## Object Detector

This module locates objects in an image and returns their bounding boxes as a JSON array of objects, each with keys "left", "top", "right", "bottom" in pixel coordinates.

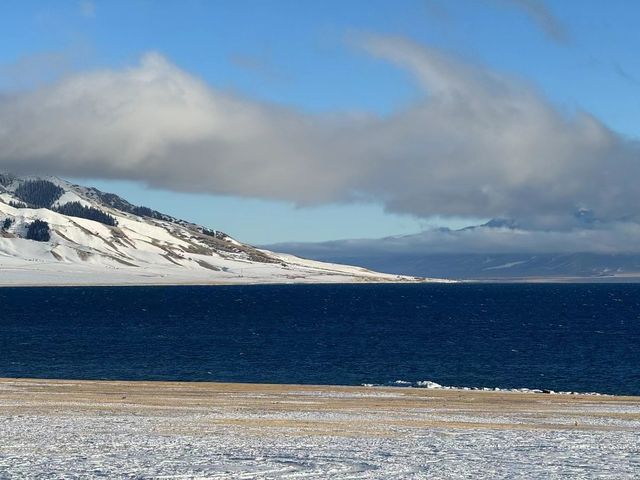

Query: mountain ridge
[{"left": 0, "top": 174, "right": 444, "bottom": 286}]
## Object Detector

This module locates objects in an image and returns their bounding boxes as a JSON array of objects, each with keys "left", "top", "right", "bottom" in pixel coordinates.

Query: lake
[{"left": 1, "top": 283, "right": 638, "bottom": 395}]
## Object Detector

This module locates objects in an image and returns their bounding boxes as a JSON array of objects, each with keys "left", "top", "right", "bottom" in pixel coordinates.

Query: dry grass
[{"left": 1, "top": 378, "right": 638, "bottom": 437}]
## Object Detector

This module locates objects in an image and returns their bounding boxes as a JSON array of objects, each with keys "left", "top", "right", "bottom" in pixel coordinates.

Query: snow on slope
[{"left": 0, "top": 175, "right": 446, "bottom": 285}]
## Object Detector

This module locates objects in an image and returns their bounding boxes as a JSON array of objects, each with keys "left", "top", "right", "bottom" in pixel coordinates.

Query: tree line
[
  {"left": 14, "top": 180, "right": 64, "bottom": 208},
  {"left": 54, "top": 202, "right": 117, "bottom": 226},
  {"left": 10, "top": 180, "right": 117, "bottom": 226}
]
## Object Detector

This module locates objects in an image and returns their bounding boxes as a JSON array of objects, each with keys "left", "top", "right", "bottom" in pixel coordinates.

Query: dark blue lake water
[{"left": 1, "top": 284, "right": 639, "bottom": 395}]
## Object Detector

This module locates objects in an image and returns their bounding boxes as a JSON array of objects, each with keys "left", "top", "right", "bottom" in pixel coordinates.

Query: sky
[{"left": 0, "top": 0, "right": 639, "bottom": 248}]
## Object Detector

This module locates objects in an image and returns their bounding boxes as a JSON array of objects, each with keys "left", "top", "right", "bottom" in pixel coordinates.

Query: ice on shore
[{"left": 381, "top": 379, "right": 607, "bottom": 396}]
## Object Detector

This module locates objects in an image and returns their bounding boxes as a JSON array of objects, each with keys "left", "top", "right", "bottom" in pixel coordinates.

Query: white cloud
[
  {"left": 495, "top": 0, "right": 568, "bottom": 44},
  {"left": 0, "top": 37, "right": 638, "bottom": 241}
]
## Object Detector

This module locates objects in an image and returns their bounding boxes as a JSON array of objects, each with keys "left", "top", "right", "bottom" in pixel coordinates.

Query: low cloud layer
[
  {"left": 267, "top": 223, "right": 640, "bottom": 278},
  {"left": 1, "top": 36, "right": 639, "bottom": 236},
  {"left": 270, "top": 222, "right": 640, "bottom": 256}
]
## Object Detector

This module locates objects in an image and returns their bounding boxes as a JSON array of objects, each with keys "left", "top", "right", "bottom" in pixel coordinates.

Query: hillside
[{"left": 0, "top": 174, "right": 440, "bottom": 286}]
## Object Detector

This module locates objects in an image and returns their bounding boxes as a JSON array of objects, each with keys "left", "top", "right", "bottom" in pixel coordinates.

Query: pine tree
[{"left": 26, "top": 219, "right": 51, "bottom": 242}]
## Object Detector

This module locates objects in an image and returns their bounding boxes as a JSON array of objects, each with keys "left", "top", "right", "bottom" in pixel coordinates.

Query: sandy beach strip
[{"left": 1, "top": 378, "right": 639, "bottom": 477}]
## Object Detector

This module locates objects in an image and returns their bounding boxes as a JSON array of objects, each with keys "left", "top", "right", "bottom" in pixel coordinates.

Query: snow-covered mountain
[{"left": 0, "top": 174, "right": 439, "bottom": 286}]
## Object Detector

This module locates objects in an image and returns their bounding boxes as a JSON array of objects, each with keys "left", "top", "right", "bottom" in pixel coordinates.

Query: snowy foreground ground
[{"left": 0, "top": 379, "right": 638, "bottom": 478}]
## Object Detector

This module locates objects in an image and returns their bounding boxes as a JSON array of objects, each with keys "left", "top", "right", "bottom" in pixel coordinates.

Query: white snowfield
[
  {"left": 0, "top": 175, "right": 448, "bottom": 286},
  {"left": 0, "top": 379, "right": 638, "bottom": 478}
]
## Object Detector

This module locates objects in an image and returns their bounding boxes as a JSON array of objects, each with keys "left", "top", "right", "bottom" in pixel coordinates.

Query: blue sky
[{"left": 1, "top": 1, "right": 639, "bottom": 244}]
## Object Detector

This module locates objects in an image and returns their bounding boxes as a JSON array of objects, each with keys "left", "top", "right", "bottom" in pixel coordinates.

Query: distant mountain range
[
  {"left": 0, "top": 174, "right": 435, "bottom": 286},
  {"left": 266, "top": 221, "right": 640, "bottom": 282}
]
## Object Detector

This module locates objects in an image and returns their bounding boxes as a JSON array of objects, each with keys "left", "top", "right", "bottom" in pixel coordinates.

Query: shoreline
[
  {"left": 0, "top": 278, "right": 435, "bottom": 288},
  {"left": 2, "top": 276, "right": 640, "bottom": 287},
  {"left": 2, "top": 376, "right": 638, "bottom": 418},
  {"left": 1, "top": 376, "right": 633, "bottom": 398},
  {"left": 2, "top": 376, "right": 638, "bottom": 421}
]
